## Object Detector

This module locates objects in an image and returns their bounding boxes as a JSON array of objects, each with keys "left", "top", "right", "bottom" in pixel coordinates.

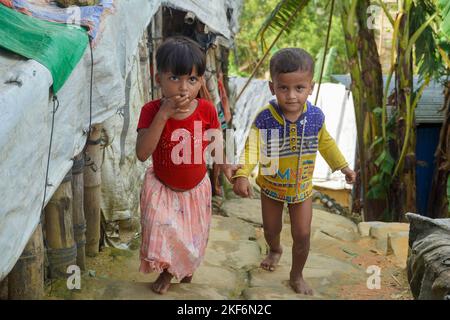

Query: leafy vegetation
[
  {"left": 229, "top": 0, "right": 348, "bottom": 78},
  {"left": 231, "top": 0, "right": 450, "bottom": 221}
]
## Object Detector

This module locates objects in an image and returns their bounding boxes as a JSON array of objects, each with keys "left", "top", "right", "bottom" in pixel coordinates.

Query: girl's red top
[{"left": 137, "top": 98, "right": 220, "bottom": 190}]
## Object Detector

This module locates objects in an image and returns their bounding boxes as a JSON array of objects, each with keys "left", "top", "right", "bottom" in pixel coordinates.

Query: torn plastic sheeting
[
  {"left": 0, "top": 4, "right": 88, "bottom": 93},
  {"left": 163, "top": 0, "right": 242, "bottom": 40},
  {"left": 0, "top": 0, "right": 158, "bottom": 281},
  {"left": 0, "top": 0, "right": 114, "bottom": 40},
  {"left": 225, "top": 0, "right": 243, "bottom": 36},
  {"left": 100, "top": 53, "right": 149, "bottom": 224}
]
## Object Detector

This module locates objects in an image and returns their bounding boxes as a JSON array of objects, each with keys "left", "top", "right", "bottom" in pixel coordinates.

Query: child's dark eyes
[
  {"left": 278, "top": 86, "right": 305, "bottom": 92},
  {"left": 168, "top": 75, "right": 198, "bottom": 83}
]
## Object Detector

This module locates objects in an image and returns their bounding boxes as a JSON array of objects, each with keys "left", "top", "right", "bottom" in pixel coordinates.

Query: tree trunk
[
  {"left": 340, "top": 0, "right": 387, "bottom": 221},
  {"left": 428, "top": 81, "right": 450, "bottom": 218},
  {"left": 389, "top": 1, "right": 416, "bottom": 221}
]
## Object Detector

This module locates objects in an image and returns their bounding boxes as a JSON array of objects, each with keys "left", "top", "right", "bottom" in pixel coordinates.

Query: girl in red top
[{"left": 136, "top": 36, "right": 235, "bottom": 294}]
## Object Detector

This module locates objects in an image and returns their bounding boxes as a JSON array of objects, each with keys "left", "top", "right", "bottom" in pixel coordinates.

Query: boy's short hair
[
  {"left": 269, "top": 48, "right": 315, "bottom": 78},
  {"left": 156, "top": 36, "right": 206, "bottom": 76}
]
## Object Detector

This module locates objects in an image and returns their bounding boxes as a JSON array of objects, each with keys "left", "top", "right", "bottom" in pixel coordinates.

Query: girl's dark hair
[
  {"left": 156, "top": 36, "right": 206, "bottom": 76},
  {"left": 270, "top": 48, "right": 314, "bottom": 78}
]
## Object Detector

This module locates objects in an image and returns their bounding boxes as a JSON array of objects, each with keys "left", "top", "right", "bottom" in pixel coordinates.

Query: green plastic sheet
[{"left": 0, "top": 4, "right": 88, "bottom": 93}]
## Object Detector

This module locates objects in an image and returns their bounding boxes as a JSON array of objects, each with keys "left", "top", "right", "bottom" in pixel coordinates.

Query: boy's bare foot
[
  {"left": 289, "top": 274, "right": 313, "bottom": 295},
  {"left": 180, "top": 275, "right": 193, "bottom": 283},
  {"left": 151, "top": 270, "right": 173, "bottom": 294},
  {"left": 260, "top": 247, "right": 283, "bottom": 271}
]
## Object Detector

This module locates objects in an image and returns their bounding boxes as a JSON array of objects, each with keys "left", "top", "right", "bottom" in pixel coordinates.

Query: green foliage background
[{"left": 229, "top": 0, "right": 348, "bottom": 79}]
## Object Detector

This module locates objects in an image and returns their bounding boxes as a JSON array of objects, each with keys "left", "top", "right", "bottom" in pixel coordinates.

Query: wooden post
[
  {"left": 72, "top": 154, "right": 87, "bottom": 270},
  {"left": 139, "top": 33, "right": 150, "bottom": 103},
  {"left": 0, "top": 277, "right": 8, "bottom": 300},
  {"left": 84, "top": 124, "right": 103, "bottom": 257},
  {"left": 44, "top": 171, "right": 77, "bottom": 279},
  {"left": 7, "top": 223, "right": 44, "bottom": 299},
  {"left": 150, "top": 7, "right": 163, "bottom": 99}
]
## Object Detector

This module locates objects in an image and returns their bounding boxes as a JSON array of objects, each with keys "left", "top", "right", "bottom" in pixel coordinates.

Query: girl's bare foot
[
  {"left": 151, "top": 270, "right": 173, "bottom": 294},
  {"left": 260, "top": 247, "right": 283, "bottom": 271},
  {"left": 180, "top": 275, "right": 193, "bottom": 283},
  {"left": 289, "top": 273, "right": 313, "bottom": 295}
]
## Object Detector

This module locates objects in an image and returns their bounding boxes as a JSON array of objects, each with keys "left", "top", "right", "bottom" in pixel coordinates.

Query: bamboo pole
[
  {"left": 84, "top": 124, "right": 103, "bottom": 257},
  {"left": 139, "top": 33, "right": 150, "bottom": 103},
  {"left": 71, "top": 154, "right": 86, "bottom": 270},
  {"left": 150, "top": 7, "right": 163, "bottom": 99},
  {"left": 8, "top": 223, "right": 44, "bottom": 299},
  {"left": 0, "top": 277, "right": 7, "bottom": 300},
  {"left": 44, "top": 171, "right": 77, "bottom": 279}
]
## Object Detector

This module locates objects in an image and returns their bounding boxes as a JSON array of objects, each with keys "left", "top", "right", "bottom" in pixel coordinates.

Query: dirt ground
[{"left": 44, "top": 214, "right": 413, "bottom": 300}]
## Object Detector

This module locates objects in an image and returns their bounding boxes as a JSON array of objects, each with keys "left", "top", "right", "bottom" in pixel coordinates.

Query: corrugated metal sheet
[
  {"left": 331, "top": 74, "right": 446, "bottom": 123},
  {"left": 415, "top": 80, "right": 445, "bottom": 123}
]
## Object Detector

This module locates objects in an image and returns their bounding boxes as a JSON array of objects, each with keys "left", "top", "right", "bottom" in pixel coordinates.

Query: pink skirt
[{"left": 139, "top": 165, "right": 212, "bottom": 280}]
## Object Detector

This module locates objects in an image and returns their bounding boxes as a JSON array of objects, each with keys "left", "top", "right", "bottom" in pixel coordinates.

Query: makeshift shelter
[{"left": 0, "top": 0, "right": 242, "bottom": 299}]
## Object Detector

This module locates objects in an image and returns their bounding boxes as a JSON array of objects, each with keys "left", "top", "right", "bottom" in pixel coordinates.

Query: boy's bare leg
[
  {"left": 260, "top": 193, "right": 284, "bottom": 271},
  {"left": 288, "top": 197, "right": 313, "bottom": 295},
  {"left": 151, "top": 269, "right": 173, "bottom": 294}
]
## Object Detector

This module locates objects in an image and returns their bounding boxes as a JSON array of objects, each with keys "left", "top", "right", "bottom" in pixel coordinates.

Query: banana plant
[
  {"left": 428, "top": 0, "right": 450, "bottom": 218},
  {"left": 439, "top": 0, "right": 450, "bottom": 36},
  {"left": 339, "top": 0, "right": 387, "bottom": 221},
  {"left": 340, "top": 0, "right": 444, "bottom": 221},
  {"left": 256, "top": 0, "right": 310, "bottom": 52},
  {"left": 235, "top": 0, "right": 311, "bottom": 103},
  {"left": 366, "top": 0, "right": 443, "bottom": 221}
]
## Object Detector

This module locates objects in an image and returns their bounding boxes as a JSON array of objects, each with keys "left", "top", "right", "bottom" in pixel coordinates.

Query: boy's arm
[
  {"left": 214, "top": 130, "right": 244, "bottom": 183},
  {"left": 231, "top": 126, "right": 260, "bottom": 180},
  {"left": 317, "top": 123, "right": 349, "bottom": 172}
]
